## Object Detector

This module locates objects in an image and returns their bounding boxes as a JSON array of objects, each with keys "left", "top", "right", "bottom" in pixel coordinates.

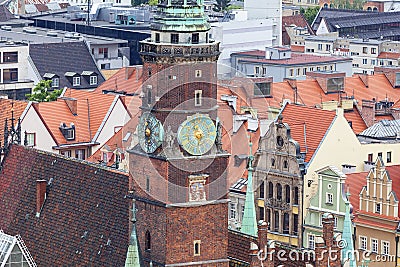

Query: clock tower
[{"left": 128, "top": 0, "right": 230, "bottom": 266}]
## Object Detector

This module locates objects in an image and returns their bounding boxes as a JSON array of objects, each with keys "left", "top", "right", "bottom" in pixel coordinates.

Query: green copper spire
[
  {"left": 341, "top": 190, "right": 356, "bottom": 267},
  {"left": 125, "top": 199, "right": 142, "bottom": 267},
  {"left": 241, "top": 134, "right": 258, "bottom": 237}
]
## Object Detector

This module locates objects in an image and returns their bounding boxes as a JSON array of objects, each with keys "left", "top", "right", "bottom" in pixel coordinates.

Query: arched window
[
  {"left": 271, "top": 158, "right": 275, "bottom": 167},
  {"left": 274, "top": 211, "right": 280, "bottom": 232},
  {"left": 285, "top": 185, "right": 290, "bottom": 203},
  {"left": 283, "top": 213, "right": 289, "bottom": 234},
  {"left": 145, "top": 230, "right": 151, "bottom": 250},
  {"left": 293, "top": 214, "right": 299, "bottom": 235},
  {"left": 277, "top": 183, "right": 282, "bottom": 201},
  {"left": 373, "top": 7, "right": 378, "bottom": 12},
  {"left": 194, "top": 240, "right": 201, "bottom": 256},
  {"left": 367, "top": 6, "right": 372, "bottom": 11},
  {"left": 283, "top": 160, "right": 288, "bottom": 169},
  {"left": 259, "top": 181, "right": 265, "bottom": 198},
  {"left": 294, "top": 187, "right": 299, "bottom": 205},
  {"left": 268, "top": 182, "right": 274, "bottom": 198}
]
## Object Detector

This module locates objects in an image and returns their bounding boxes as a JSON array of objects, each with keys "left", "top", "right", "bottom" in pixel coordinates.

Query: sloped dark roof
[
  {"left": 311, "top": 8, "right": 369, "bottom": 32},
  {"left": 359, "top": 119, "right": 400, "bottom": 139},
  {"left": 29, "top": 42, "right": 105, "bottom": 89},
  {"left": 326, "top": 11, "right": 400, "bottom": 29},
  {"left": 0, "top": 4, "right": 14, "bottom": 22},
  {"left": 0, "top": 145, "right": 130, "bottom": 266}
]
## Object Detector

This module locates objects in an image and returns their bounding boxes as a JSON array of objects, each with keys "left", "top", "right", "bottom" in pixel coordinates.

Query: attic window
[
  {"left": 73, "top": 77, "right": 81, "bottom": 86},
  {"left": 254, "top": 82, "right": 271, "bottom": 96},
  {"left": 326, "top": 77, "right": 344, "bottom": 92},
  {"left": 90, "top": 76, "right": 97, "bottom": 85},
  {"left": 52, "top": 77, "right": 59, "bottom": 88},
  {"left": 60, "top": 123, "right": 75, "bottom": 141}
]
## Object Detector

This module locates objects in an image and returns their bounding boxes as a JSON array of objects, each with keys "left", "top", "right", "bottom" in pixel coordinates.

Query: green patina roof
[
  {"left": 341, "top": 192, "right": 356, "bottom": 267},
  {"left": 125, "top": 200, "right": 143, "bottom": 267},
  {"left": 241, "top": 141, "right": 258, "bottom": 237}
]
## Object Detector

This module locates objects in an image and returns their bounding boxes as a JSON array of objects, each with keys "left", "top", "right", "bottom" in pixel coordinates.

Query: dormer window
[
  {"left": 52, "top": 77, "right": 59, "bottom": 88},
  {"left": 60, "top": 123, "right": 75, "bottom": 141},
  {"left": 73, "top": 77, "right": 81, "bottom": 86},
  {"left": 89, "top": 75, "right": 97, "bottom": 85}
]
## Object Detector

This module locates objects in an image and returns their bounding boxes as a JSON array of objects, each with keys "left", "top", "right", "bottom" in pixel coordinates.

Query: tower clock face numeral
[
  {"left": 177, "top": 114, "right": 216, "bottom": 156},
  {"left": 138, "top": 112, "right": 164, "bottom": 154}
]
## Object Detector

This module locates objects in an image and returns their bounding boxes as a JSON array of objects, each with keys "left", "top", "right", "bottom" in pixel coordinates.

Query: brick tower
[{"left": 128, "top": 0, "right": 229, "bottom": 266}]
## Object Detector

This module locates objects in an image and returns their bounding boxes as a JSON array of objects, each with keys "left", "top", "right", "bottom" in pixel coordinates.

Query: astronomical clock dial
[
  {"left": 138, "top": 112, "right": 164, "bottom": 154},
  {"left": 177, "top": 114, "right": 217, "bottom": 156}
]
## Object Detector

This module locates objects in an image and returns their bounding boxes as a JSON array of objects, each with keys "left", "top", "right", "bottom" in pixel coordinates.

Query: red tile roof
[
  {"left": 291, "top": 45, "right": 305, "bottom": 52},
  {"left": 377, "top": 52, "right": 400, "bottom": 59},
  {"left": 95, "top": 66, "right": 143, "bottom": 95},
  {"left": 345, "top": 171, "right": 368, "bottom": 212},
  {"left": 280, "top": 104, "right": 336, "bottom": 162},
  {"left": 0, "top": 99, "right": 29, "bottom": 145},
  {"left": 343, "top": 108, "right": 367, "bottom": 134},
  {"left": 36, "top": 89, "right": 119, "bottom": 146}
]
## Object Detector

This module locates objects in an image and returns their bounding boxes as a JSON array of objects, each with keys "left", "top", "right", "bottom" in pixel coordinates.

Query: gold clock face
[
  {"left": 138, "top": 112, "right": 164, "bottom": 154},
  {"left": 177, "top": 114, "right": 216, "bottom": 155}
]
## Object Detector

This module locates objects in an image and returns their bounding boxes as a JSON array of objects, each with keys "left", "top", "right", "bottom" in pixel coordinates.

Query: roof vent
[
  {"left": 47, "top": 31, "right": 57, "bottom": 37},
  {"left": 23, "top": 27, "right": 37, "bottom": 34},
  {"left": 1, "top": 26, "right": 12, "bottom": 31}
]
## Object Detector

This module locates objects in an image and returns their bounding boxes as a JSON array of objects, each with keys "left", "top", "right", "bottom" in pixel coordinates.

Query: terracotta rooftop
[
  {"left": 95, "top": 66, "right": 143, "bottom": 96},
  {"left": 36, "top": 89, "right": 122, "bottom": 146},
  {"left": 343, "top": 108, "right": 367, "bottom": 134},
  {"left": 0, "top": 99, "right": 29, "bottom": 145},
  {"left": 0, "top": 145, "right": 130, "bottom": 266},
  {"left": 377, "top": 52, "right": 400, "bottom": 59},
  {"left": 280, "top": 104, "right": 337, "bottom": 162},
  {"left": 291, "top": 45, "right": 305, "bottom": 52}
]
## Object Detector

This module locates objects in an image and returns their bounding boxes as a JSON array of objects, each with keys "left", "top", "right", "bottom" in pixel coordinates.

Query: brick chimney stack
[
  {"left": 61, "top": 97, "right": 78, "bottom": 116},
  {"left": 361, "top": 99, "right": 376, "bottom": 127},
  {"left": 36, "top": 180, "right": 47, "bottom": 217}
]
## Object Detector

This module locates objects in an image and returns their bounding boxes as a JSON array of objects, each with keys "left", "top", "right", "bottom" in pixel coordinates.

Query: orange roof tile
[
  {"left": 291, "top": 45, "right": 305, "bottom": 52},
  {"left": 392, "top": 98, "right": 400, "bottom": 109},
  {"left": 343, "top": 108, "right": 367, "bottom": 134},
  {"left": 281, "top": 104, "right": 336, "bottom": 162},
  {"left": 95, "top": 67, "right": 143, "bottom": 95},
  {"left": 36, "top": 89, "right": 119, "bottom": 146},
  {"left": 0, "top": 99, "right": 29, "bottom": 145},
  {"left": 377, "top": 52, "right": 400, "bottom": 59}
]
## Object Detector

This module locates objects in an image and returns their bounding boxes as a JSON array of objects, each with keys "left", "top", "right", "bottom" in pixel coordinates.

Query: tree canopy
[
  {"left": 213, "top": 0, "right": 231, "bottom": 12},
  {"left": 26, "top": 80, "right": 63, "bottom": 102},
  {"left": 300, "top": 6, "right": 320, "bottom": 25}
]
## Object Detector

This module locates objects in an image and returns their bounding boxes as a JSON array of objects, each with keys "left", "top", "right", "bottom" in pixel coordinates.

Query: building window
[
  {"left": 293, "top": 214, "right": 298, "bottom": 235},
  {"left": 371, "top": 47, "right": 377, "bottom": 54},
  {"left": 266, "top": 209, "right": 271, "bottom": 229},
  {"left": 262, "top": 67, "right": 267, "bottom": 76},
  {"left": 283, "top": 213, "right": 289, "bottom": 234},
  {"left": 73, "top": 77, "right": 81, "bottom": 86},
  {"left": 283, "top": 160, "right": 288, "bottom": 169},
  {"left": 3, "top": 52, "right": 18, "bottom": 63},
  {"left": 90, "top": 75, "right": 97, "bottom": 85},
  {"left": 326, "top": 44, "right": 331, "bottom": 51},
  {"left": 99, "top": 47, "right": 108, "bottom": 58},
  {"left": 259, "top": 207, "right": 265, "bottom": 220},
  {"left": 271, "top": 158, "right": 275, "bottom": 167},
  {"left": 52, "top": 77, "right": 59, "bottom": 88},
  {"left": 241, "top": 205, "right": 245, "bottom": 221},
  {"left": 308, "top": 234, "right": 315, "bottom": 249},
  {"left": 360, "top": 236, "right": 367, "bottom": 250},
  {"left": 285, "top": 185, "right": 290, "bottom": 203},
  {"left": 259, "top": 181, "right": 265, "bottom": 198},
  {"left": 268, "top": 182, "right": 273, "bottom": 198},
  {"left": 371, "top": 59, "right": 376, "bottom": 65},
  {"left": 368, "top": 153, "right": 373, "bottom": 162},
  {"left": 195, "top": 70, "right": 202, "bottom": 78},
  {"left": 289, "top": 69, "right": 294, "bottom": 76},
  {"left": 378, "top": 152, "right": 382, "bottom": 159},
  {"left": 326, "top": 193, "right": 333, "bottom": 205},
  {"left": 61, "top": 150, "right": 71, "bottom": 157},
  {"left": 363, "top": 47, "right": 368, "bottom": 54},
  {"left": 147, "top": 90, "right": 152, "bottom": 105},
  {"left": 255, "top": 66, "right": 260, "bottom": 76},
  {"left": 25, "top": 132, "right": 36, "bottom": 147},
  {"left": 254, "top": 82, "right": 271, "bottom": 96},
  {"left": 115, "top": 153, "right": 121, "bottom": 163},
  {"left": 277, "top": 183, "right": 282, "bottom": 200},
  {"left": 296, "top": 68, "right": 300, "bottom": 76},
  {"left": 75, "top": 149, "right": 86, "bottom": 160},
  {"left": 155, "top": 33, "right": 160, "bottom": 43},
  {"left": 194, "top": 90, "right": 202, "bottom": 106},
  {"left": 103, "top": 152, "right": 108, "bottom": 162},
  {"left": 230, "top": 203, "right": 236, "bottom": 219},
  {"left": 318, "top": 44, "right": 322, "bottom": 50},
  {"left": 387, "top": 151, "right": 392, "bottom": 163},
  {"left": 192, "top": 33, "right": 199, "bottom": 44},
  {"left": 334, "top": 216, "right": 338, "bottom": 229},
  {"left": 363, "top": 58, "right": 368, "bottom": 65},
  {"left": 145, "top": 231, "right": 151, "bottom": 250},
  {"left": 382, "top": 241, "right": 389, "bottom": 255},
  {"left": 294, "top": 187, "right": 299, "bottom": 205},
  {"left": 3, "top": 68, "right": 18, "bottom": 82},
  {"left": 371, "top": 238, "right": 378, "bottom": 253},
  {"left": 194, "top": 240, "right": 201, "bottom": 256},
  {"left": 303, "top": 68, "right": 307, "bottom": 75},
  {"left": 375, "top": 203, "right": 381, "bottom": 214},
  {"left": 274, "top": 211, "right": 279, "bottom": 232},
  {"left": 171, "top": 33, "right": 179, "bottom": 44}
]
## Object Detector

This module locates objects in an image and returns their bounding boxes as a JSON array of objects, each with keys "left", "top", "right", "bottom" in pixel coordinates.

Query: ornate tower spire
[
  {"left": 124, "top": 199, "right": 142, "bottom": 267},
  {"left": 241, "top": 134, "right": 258, "bottom": 237},
  {"left": 341, "top": 188, "right": 356, "bottom": 267}
]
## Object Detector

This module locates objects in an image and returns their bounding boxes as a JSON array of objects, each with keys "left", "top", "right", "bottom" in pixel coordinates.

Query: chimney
[
  {"left": 61, "top": 97, "right": 78, "bottom": 115},
  {"left": 36, "top": 180, "right": 47, "bottom": 217},
  {"left": 322, "top": 213, "right": 334, "bottom": 248},
  {"left": 361, "top": 99, "right": 376, "bottom": 127},
  {"left": 249, "top": 242, "right": 260, "bottom": 267}
]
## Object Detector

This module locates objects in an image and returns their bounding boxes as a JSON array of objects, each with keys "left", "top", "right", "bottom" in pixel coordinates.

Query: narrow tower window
[
  {"left": 195, "top": 90, "right": 202, "bottom": 106},
  {"left": 194, "top": 240, "right": 201, "bottom": 256}
]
